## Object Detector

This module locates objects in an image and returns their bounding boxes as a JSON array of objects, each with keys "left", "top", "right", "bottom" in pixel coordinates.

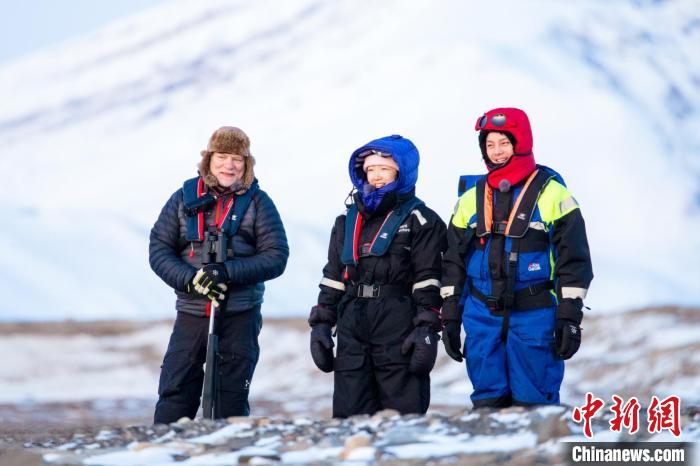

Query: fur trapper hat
[{"left": 199, "top": 126, "right": 256, "bottom": 190}]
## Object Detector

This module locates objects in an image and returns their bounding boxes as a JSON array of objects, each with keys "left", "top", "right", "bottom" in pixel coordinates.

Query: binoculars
[{"left": 202, "top": 226, "right": 228, "bottom": 264}]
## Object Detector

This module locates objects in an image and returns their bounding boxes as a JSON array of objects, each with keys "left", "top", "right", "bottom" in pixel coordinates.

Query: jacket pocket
[
  {"left": 517, "top": 251, "right": 552, "bottom": 283},
  {"left": 333, "top": 354, "right": 366, "bottom": 372},
  {"left": 218, "top": 352, "right": 258, "bottom": 393},
  {"left": 158, "top": 350, "right": 199, "bottom": 397},
  {"left": 510, "top": 333, "right": 563, "bottom": 399},
  {"left": 372, "top": 346, "right": 410, "bottom": 368}
]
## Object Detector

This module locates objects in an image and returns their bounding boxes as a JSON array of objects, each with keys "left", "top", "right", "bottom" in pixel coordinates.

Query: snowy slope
[{"left": 0, "top": 0, "right": 699, "bottom": 320}]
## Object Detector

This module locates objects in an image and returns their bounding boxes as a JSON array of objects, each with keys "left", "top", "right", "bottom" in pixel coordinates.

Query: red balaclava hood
[{"left": 474, "top": 107, "right": 536, "bottom": 190}]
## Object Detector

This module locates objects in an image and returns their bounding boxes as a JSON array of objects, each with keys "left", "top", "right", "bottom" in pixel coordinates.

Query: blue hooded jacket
[{"left": 348, "top": 134, "right": 420, "bottom": 212}]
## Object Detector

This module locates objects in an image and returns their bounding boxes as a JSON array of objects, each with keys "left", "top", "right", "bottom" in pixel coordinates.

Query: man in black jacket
[{"left": 150, "top": 126, "right": 288, "bottom": 423}]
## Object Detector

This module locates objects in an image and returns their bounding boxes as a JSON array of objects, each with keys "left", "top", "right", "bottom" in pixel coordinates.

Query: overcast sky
[{"left": 0, "top": 0, "right": 168, "bottom": 64}]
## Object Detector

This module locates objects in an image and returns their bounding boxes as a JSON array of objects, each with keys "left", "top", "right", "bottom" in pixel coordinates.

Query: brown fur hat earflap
[{"left": 198, "top": 126, "right": 256, "bottom": 190}]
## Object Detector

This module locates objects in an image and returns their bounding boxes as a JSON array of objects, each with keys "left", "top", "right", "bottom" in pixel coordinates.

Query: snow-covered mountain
[{"left": 0, "top": 0, "right": 699, "bottom": 320}]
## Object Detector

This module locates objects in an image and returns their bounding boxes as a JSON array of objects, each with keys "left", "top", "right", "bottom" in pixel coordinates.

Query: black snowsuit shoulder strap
[
  {"left": 504, "top": 169, "right": 556, "bottom": 238},
  {"left": 340, "top": 196, "right": 424, "bottom": 266},
  {"left": 475, "top": 177, "right": 491, "bottom": 238},
  {"left": 475, "top": 169, "right": 556, "bottom": 238}
]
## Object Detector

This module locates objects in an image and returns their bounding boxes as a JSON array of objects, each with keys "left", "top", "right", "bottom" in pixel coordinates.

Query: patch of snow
[
  {"left": 280, "top": 446, "right": 344, "bottom": 463},
  {"left": 490, "top": 411, "right": 532, "bottom": 427},
  {"left": 254, "top": 435, "right": 281, "bottom": 447},
  {"left": 385, "top": 432, "right": 537, "bottom": 458},
  {"left": 187, "top": 423, "right": 254, "bottom": 445},
  {"left": 346, "top": 446, "right": 376, "bottom": 461},
  {"left": 82, "top": 446, "right": 183, "bottom": 465},
  {"left": 535, "top": 405, "right": 567, "bottom": 418}
]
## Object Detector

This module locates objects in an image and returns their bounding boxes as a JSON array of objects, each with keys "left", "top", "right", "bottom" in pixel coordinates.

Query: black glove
[
  {"left": 554, "top": 319, "right": 581, "bottom": 360},
  {"left": 554, "top": 298, "right": 584, "bottom": 360},
  {"left": 204, "top": 264, "right": 229, "bottom": 285},
  {"left": 192, "top": 265, "right": 228, "bottom": 304},
  {"left": 310, "top": 323, "right": 334, "bottom": 372},
  {"left": 193, "top": 264, "right": 228, "bottom": 289},
  {"left": 442, "top": 320, "right": 463, "bottom": 362},
  {"left": 401, "top": 326, "right": 440, "bottom": 375}
]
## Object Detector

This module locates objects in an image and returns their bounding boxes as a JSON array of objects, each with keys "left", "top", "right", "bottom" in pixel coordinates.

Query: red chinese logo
[
  {"left": 572, "top": 392, "right": 605, "bottom": 438},
  {"left": 609, "top": 395, "right": 641, "bottom": 434},
  {"left": 647, "top": 395, "right": 681, "bottom": 437},
  {"left": 572, "top": 393, "right": 682, "bottom": 438}
]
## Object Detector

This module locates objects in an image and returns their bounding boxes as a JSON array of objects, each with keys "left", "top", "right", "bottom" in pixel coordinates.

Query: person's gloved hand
[
  {"left": 401, "top": 325, "right": 440, "bottom": 375},
  {"left": 193, "top": 264, "right": 228, "bottom": 292},
  {"left": 310, "top": 323, "right": 334, "bottom": 372},
  {"left": 554, "top": 319, "right": 581, "bottom": 360},
  {"left": 554, "top": 298, "right": 584, "bottom": 360},
  {"left": 191, "top": 265, "right": 228, "bottom": 303},
  {"left": 442, "top": 320, "right": 463, "bottom": 362}
]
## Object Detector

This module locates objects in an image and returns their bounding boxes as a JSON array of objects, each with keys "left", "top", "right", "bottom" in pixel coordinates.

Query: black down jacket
[{"left": 149, "top": 180, "right": 289, "bottom": 316}]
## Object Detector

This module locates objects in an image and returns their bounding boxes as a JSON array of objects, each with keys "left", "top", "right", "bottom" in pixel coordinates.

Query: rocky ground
[
  {"left": 8, "top": 405, "right": 700, "bottom": 465},
  {"left": 1, "top": 307, "right": 698, "bottom": 464}
]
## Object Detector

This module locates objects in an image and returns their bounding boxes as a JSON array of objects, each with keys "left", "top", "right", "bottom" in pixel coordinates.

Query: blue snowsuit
[{"left": 442, "top": 168, "right": 593, "bottom": 407}]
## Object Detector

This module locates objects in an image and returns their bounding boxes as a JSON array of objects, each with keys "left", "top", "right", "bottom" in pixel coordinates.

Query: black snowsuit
[
  {"left": 150, "top": 179, "right": 288, "bottom": 423},
  {"left": 314, "top": 191, "right": 446, "bottom": 417}
]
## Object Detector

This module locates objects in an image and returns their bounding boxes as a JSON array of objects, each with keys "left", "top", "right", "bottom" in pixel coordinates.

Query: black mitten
[
  {"left": 310, "top": 323, "right": 334, "bottom": 372},
  {"left": 442, "top": 320, "right": 463, "bottom": 362},
  {"left": 554, "top": 298, "right": 583, "bottom": 360},
  {"left": 401, "top": 326, "right": 440, "bottom": 375}
]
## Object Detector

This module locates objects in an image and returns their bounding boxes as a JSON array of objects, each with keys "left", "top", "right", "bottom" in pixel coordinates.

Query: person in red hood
[{"left": 440, "top": 108, "right": 593, "bottom": 407}]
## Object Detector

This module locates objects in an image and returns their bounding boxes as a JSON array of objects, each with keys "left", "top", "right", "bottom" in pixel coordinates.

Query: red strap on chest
[
  {"left": 197, "top": 178, "right": 205, "bottom": 240},
  {"left": 351, "top": 211, "right": 363, "bottom": 263},
  {"left": 214, "top": 196, "right": 235, "bottom": 230},
  {"left": 351, "top": 209, "right": 393, "bottom": 263}
]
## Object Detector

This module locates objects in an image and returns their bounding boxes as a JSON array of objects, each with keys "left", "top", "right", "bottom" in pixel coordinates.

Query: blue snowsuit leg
[{"left": 463, "top": 295, "right": 564, "bottom": 407}]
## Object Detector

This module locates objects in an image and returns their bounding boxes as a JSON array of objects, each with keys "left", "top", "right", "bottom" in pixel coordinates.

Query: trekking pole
[
  {"left": 200, "top": 227, "right": 228, "bottom": 420},
  {"left": 201, "top": 298, "right": 220, "bottom": 419}
]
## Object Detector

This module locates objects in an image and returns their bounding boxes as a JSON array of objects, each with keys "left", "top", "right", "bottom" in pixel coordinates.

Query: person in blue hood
[{"left": 308, "top": 135, "right": 447, "bottom": 417}]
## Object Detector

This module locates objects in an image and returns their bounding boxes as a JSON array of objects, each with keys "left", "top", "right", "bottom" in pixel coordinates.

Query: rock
[
  {"left": 227, "top": 416, "right": 252, "bottom": 424},
  {"left": 129, "top": 441, "right": 161, "bottom": 451},
  {"left": 25, "top": 405, "right": 700, "bottom": 464},
  {"left": 0, "top": 449, "right": 45, "bottom": 466},
  {"left": 240, "top": 453, "right": 282, "bottom": 464},
  {"left": 372, "top": 409, "right": 400, "bottom": 421},
  {"left": 280, "top": 438, "right": 313, "bottom": 451},
  {"left": 339, "top": 431, "right": 372, "bottom": 459},
  {"left": 500, "top": 406, "right": 527, "bottom": 414},
  {"left": 531, "top": 413, "right": 572, "bottom": 443}
]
